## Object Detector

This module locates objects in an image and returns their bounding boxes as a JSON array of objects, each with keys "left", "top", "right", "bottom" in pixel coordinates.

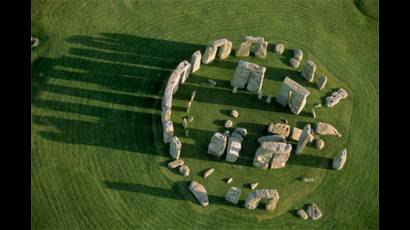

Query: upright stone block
[
  {"left": 301, "top": 60, "right": 316, "bottom": 82},
  {"left": 190, "top": 51, "right": 201, "bottom": 73}
]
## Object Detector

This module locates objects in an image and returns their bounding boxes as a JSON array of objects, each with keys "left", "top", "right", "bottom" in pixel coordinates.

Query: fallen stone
[
  {"left": 250, "top": 182, "right": 259, "bottom": 190},
  {"left": 257, "top": 135, "right": 286, "bottom": 144},
  {"left": 203, "top": 168, "right": 215, "bottom": 179},
  {"left": 225, "top": 186, "right": 241, "bottom": 204},
  {"left": 226, "top": 137, "right": 242, "bottom": 163},
  {"left": 179, "top": 165, "right": 190, "bottom": 176},
  {"left": 185, "top": 129, "right": 190, "bottom": 137},
  {"left": 265, "top": 96, "right": 272, "bottom": 104},
  {"left": 182, "top": 118, "right": 188, "bottom": 129},
  {"left": 302, "top": 177, "right": 314, "bottom": 183},
  {"left": 233, "top": 127, "right": 247, "bottom": 137},
  {"left": 225, "top": 120, "right": 233, "bottom": 128},
  {"left": 306, "top": 203, "right": 323, "bottom": 220},
  {"left": 301, "top": 60, "right": 316, "bottom": 82},
  {"left": 231, "top": 60, "right": 266, "bottom": 94},
  {"left": 274, "top": 43, "right": 284, "bottom": 54},
  {"left": 313, "top": 103, "right": 322, "bottom": 108},
  {"left": 297, "top": 209, "right": 308, "bottom": 220},
  {"left": 326, "top": 88, "right": 348, "bottom": 107},
  {"left": 190, "top": 51, "right": 201, "bottom": 73},
  {"left": 207, "top": 132, "right": 228, "bottom": 157},
  {"left": 290, "top": 127, "right": 302, "bottom": 141},
  {"left": 230, "top": 132, "right": 243, "bottom": 142},
  {"left": 294, "top": 49, "right": 303, "bottom": 61},
  {"left": 333, "top": 148, "right": 347, "bottom": 171},
  {"left": 316, "top": 139, "right": 325, "bottom": 150},
  {"left": 232, "top": 87, "right": 238, "bottom": 94},
  {"left": 269, "top": 142, "right": 293, "bottom": 169},
  {"left": 268, "top": 122, "right": 291, "bottom": 137},
  {"left": 317, "top": 76, "right": 327, "bottom": 90},
  {"left": 163, "top": 120, "right": 174, "bottom": 143},
  {"left": 170, "top": 136, "right": 182, "bottom": 159},
  {"left": 296, "top": 124, "right": 311, "bottom": 154},
  {"left": 208, "top": 79, "right": 217, "bottom": 86},
  {"left": 316, "top": 122, "right": 342, "bottom": 137},
  {"left": 231, "top": 109, "right": 239, "bottom": 118},
  {"left": 227, "top": 177, "right": 233, "bottom": 184},
  {"left": 312, "top": 108, "right": 316, "bottom": 119},
  {"left": 189, "top": 181, "right": 209, "bottom": 206},
  {"left": 289, "top": 58, "right": 300, "bottom": 68},
  {"left": 276, "top": 77, "right": 310, "bottom": 115},
  {"left": 187, "top": 116, "right": 194, "bottom": 123},
  {"left": 168, "top": 159, "right": 184, "bottom": 169},
  {"left": 244, "top": 189, "right": 279, "bottom": 210}
]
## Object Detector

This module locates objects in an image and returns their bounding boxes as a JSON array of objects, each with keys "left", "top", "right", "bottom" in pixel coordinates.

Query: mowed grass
[{"left": 31, "top": 0, "right": 378, "bottom": 229}]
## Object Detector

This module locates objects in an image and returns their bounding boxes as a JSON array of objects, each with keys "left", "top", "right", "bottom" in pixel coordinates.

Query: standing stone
[
  {"left": 289, "top": 58, "right": 300, "bottom": 68},
  {"left": 189, "top": 181, "right": 209, "bottom": 206},
  {"left": 333, "top": 148, "right": 347, "bottom": 170},
  {"left": 297, "top": 209, "right": 308, "bottom": 220},
  {"left": 274, "top": 43, "right": 285, "bottom": 54},
  {"left": 227, "top": 177, "right": 233, "bottom": 184},
  {"left": 231, "top": 109, "right": 239, "bottom": 118},
  {"left": 163, "top": 120, "right": 174, "bottom": 143},
  {"left": 225, "top": 120, "right": 233, "bottom": 128},
  {"left": 306, "top": 203, "right": 323, "bottom": 220},
  {"left": 230, "top": 132, "right": 243, "bottom": 142},
  {"left": 312, "top": 108, "right": 316, "bottom": 119},
  {"left": 266, "top": 193, "right": 280, "bottom": 211},
  {"left": 225, "top": 187, "right": 242, "bottom": 204},
  {"left": 182, "top": 118, "right": 188, "bottom": 129},
  {"left": 232, "top": 86, "right": 238, "bottom": 94},
  {"left": 207, "top": 132, "right": 228, "bottom": 157},
  {"left": 203, "top": 168, "right": 215, "bottom": 179},
  {"left": 170, "top": 136, "right": 182, "bottom": 159},
  {"left": 208, "top": 79, "right": 217, "bottom": 87},
  {"left": 315, "top": 139, "right": 325, "bottom": 150},
  {"left": 258, "top": 91, "right": 264, "bottom": 100},
  {"left": 265, "top": 96, "right": 272, "bottom": 104},
  {"left": 179, "top": 165, "right": 190, "bottom": 176},
  {"left": 250, "top": 182, "right": 259, "bottom": 190},
  {"left": 190, "top": 90, "right": 196, "bottom": 102},
  {"left": 187, "top": 115, "right": 194, "bottom": 123},
  {"left": 301, "top": 60, "right": 316, "bottom": 82},
  {"left": 168, "top": 159, "right": 184, "bottom": 169},
  {"left": 269, "top": 143, "right": 293, "bottom": 169},
  {"left": 233, "top": 127, "right": 247, "bottom": 137},
  {"left": 219, "top": 40, "right": 233, "bottom": 59},
  {"left": 316, "top": 122, "right": 342, "bottom": 137},
  {"left": 253, "top": 142, "right": 292, "bottom": 169},
  {"left": 276, "top": 77, "right": 310, "bottom": 115},
  {"left": 231, "top": 61, "right": 266, "bottom": 94},
  {"left": 190, "top": 51, "right": 201, "bottom": 73},
  {"left": 283, "top": 119, "right": 288, "bottom": 124},
  {"left": 294, "top": 49, "right": 303, "bottom": 61},
  {"left": 244, "top": 189, "right": 279, "bottom": 210},
  {"left": 296, "top": 124, "right": 311, "bottom": 154},
  {"left": 186, "top": 101, "right": 192, "bottom": 113},
  {"left": 290, "top": 127, "right": 302, "bottom": 141},
  {"left": 316, "top": 76, "right": 327, "bottom": 90},
  {"left": 255, "top": 41, "right": 268, "bottom": 58},
  {"left": 226, "top": 137, "right": 242, "bottom": 163},
  {"left": 268, "top": 122, "right": 291, "bottom": 137}
]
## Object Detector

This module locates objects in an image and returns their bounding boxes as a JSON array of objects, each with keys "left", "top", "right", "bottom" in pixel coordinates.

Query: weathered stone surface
[
  {"left": 289, "top": 58, "right": 300, "bottom": 68},
  {"left": 290, "top": 127, "right": 302, "bottom": 141},
  {"left": 294, "top": 49, "right": 303, "bottom": 61},
  {"left": 274, "top": 43, "right": 284, "bottom": 54},
  {"left": 253, "top": 143, "right": 274, "bottom": 169},
  {"left": 225, "top": 120, "right": 233, "bottom": 128},
  {"left": 257, "top": 135, "right": 286, "bottom": 144},
  {"left": 301, "top": 60, "right": 316, "bottom": 82},
  {"left": 231, "top": 109, "right": 239, "bottom": 118},
  {"left": 223, "top": 130, "right": 231, "bottom": 138},
  {"left": 250, "top": 182, "right": 259, "bottom": 190},
  {"left": 308, "top": 133, "right": 315, "bottom": 143},
  {"left": 235, "top": 42, "right": 251, "bottom": 57},
  {"left": 236, "top": 36, "right": 267, "bottom": 58},
  {"left": 317, "top": 76, "right": 327, "bottom": 90},
  {"left": 186, "top": 101, "right": 192, "bottom": 113},
  {"left": 219, "top": 41, "right": 233, "bottom": 59},
  {"left": 297, "top": 209, "right": 308, "bottom": 220},
  {"left": 268, "top": 122, "right": 291, "bottom": 137},
  {"left": 247, "top": 67, "right": 266, "bottom": 94},
  {"left": 269, "top": 143, "right": 292, "bottom": 169},
  {"left": 187, "top": 115, "right": 194, "bottom": 123},
  {"left": 265, "top": 96, "right": 272, "bottom": 104},
  {"left": 227, "top": 177, "right": 233, "bottom": 184},
  {"left": 202, "top": 38, "right": 232, "bottom": 64},
  {"left": 170, "top": 136, "right": 181, "bottom": 159},
  {"left": 190, "top": 51, "right": 201, "bottom": 73},
  {"left": 182, "top": 118, "right": 188, "bottom": 129},
  {"left": 231, "top": 61, "right": 266, "bottom": 94},
  {"left": 162, "top": 71, "right": 180, "bottom": 109},
  {"left": 207, "top": 132, "right": 228, "bottom": 157},
  {"left": 333, "top": 148, "right": 347, "bottom": 170},
  {"left": 234, "top": 127, "right": 247, "bottom": 137},
  {"left": 296, "top": 124, "right": 311, "bottom": 154},
  {"left": 203, "top": 168, "right": 215, "bottom": 179},
  {"left": 163, "top": 120, "right": 174, "bottom": 143},
  {"left": 179, "top": 165, "right": 190, "bottom": 176},
  {"left": 190, "top": 90, "right": 196, "bottom": 102},
  {"left": 306, "top": 203, "right": 323, "bottom": 220},
  {"left": 189, "top": 181, "right": 209, "bottom": 206},
  {"left": 232, "top": 87, "right": 238, "bottom": 94},
  {"left": 225, "top": 187, "right": 241, "bottom": 204},
  {"left": 168, "top": 159, "right": 184, "bottom": 169},
  {"left": 312, "top": 108, "right": 316, "bottom": 119},
  {"left": 276, "top": 77, "right": 310, "bottom": 115},
  {"left": 230, "top": 132, "right": 243, "bottom": 142},
  {"left": 257, "top": 90, "right": 264, "bottom": 100},
  {"left": 316, "top": 122, "right": 342, "bottom": 137},
  {"left": 316, "top": 139, "right": 325, "bottom": 150},
  {"left": 326, "top": 88, "right": 348, "bottom": 107},
  {"left": 208, "top": 79, "right": 217, "bottom": 86},
  {"left": 255, "top": 41, "right": 268, "bottom": 58},
  {"left": 175, "top": 60, "right": 191, "bottom": 84},
  {"left": 253, "top": 142, "right": 292, "bottom": 169},
  {"left": 226, "top": 137, "right": 242, "bottom": 163},
  {"left": 31, "top": 36, "right": 40, "bottom": 48},
  {"left": 302, "top": 177, "right": 314, "bottom": 183},
  {"left": 244, "top": 189, "right": 279, "bottom": 210}
]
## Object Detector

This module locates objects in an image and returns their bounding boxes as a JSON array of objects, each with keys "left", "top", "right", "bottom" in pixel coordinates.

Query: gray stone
[
  {"left": 276, "top": 77, "right": 310, "bottom": 115},
  {"left": 231, "top": 109, "right": 239, "bottom": 118},
  {"left": 250, "top": 182, "right": 259, "bottom": 190},
  {"left": 163, "top": 120, "right": 174, "bottom": 143},
  {"left": 255, "top": 41, "right": 268, "bottom": 58},
  {"left": 294, "top": 49, "right": 303, "bottom": 61},
  {"left": 189, "top": 181, "right": 209, "bottom": 206},
  {"left": 296, "top": 124, "right": 311, "bottom": 154},
  {"left": 226, "top": 137, "right": 242, "bottom": 163},
  {"left": 170, "top": 136, "right": 181, "bottom": 159},
  {"left": 168, "top": 159, "right": 184, "bottom": 169},
  {"left": 190, "top": 90, "right": 196, "bottom": 102},
  {"left": 234, "top": 127, "right": 247, "bottom": 137},
  {"left": 203, "top": 168, "right": 215, "bottom": 179},
  {"left": 225, "top": 186, "right": 241, "bottom": 204},
  {"left": 312, "top": 108, "right": 316, "bottom": 119},
  {"left": 190, "top": 51, "right": 201, "bottom": 73},
  {"left": 187, "top": 116, "right": 194, "bottom": 123},
  {"left": 225, "top": 120, "right": 233, "bottom": 128},
  {"left": 175, "top": 60, "right": 192, "bottom": 84},
  {"left": 231, "top": 61, "right": 266, "bottom": 94},
  {"left": 301, "top": 60, "right": 316, "bottom": 82},
  {"left": 302, "top": 177, "right": 314, "bottom": 183},
  {"left": 232, "top": 87, "right": 238, "bottom": 94},
  {"left": 182, "top": 118, "right": 188, "bottom": 129},
  {"left": 257, "top": 135, "right": 286, "bottom": 144},
  {"left": 326, "top": 88, "right": 348, "bottom": 107},
  {"left": 316, "top": 122, "right": 342, "bottom": 137},
  {"left": 289, "top": 58, "right": 300, "bottom": 68},
  {"left": 186, "top": 101, "right": 192, "bottom": 113},
  {"left": 202, "top": 38, "right": 232, "bottom": 64},
  {"left": 268, "top": 122, "right": 291, "bottom": 137},
  {"left": 227, "top": 177, "right": 233, "bottom": 184},
  {"left": 306, "top": 203, "right": 323, "bottom": 220},
  {"left": 244, "top": 189, "right": 279, "bottom": 210},
  {"left": 253, "top": 142, "right": 292, "bottom": 169},
  {"left": 162, "top": 70, "right": 180, "bottom": 109},
  {"left": 290, "top": 127, "right": 302, "bottom": 141},
  {"left": 185, "top": 129, "right": 190, "bottom": 137},
  {"left": 253, "top": 142, "right": 274, "bottom": 169},
  {"left": 161, "top": 108, "right": 171, "bottom": 124},
  {"left": 265, "top": 96, "right": 272, "bottom": 104},
  {"left": 179, "top": 165, "right": 190, "bottom": 177},
  {"left": 317, "top": 76, "right": 327, "bottom": 90},
  {"left": 207, "top": 132, "right": 228, "bottom": 157},
  {"left": 223, "top": 130, "right": 231, "bottom": 138},
  {"left": 333, "top": 148, "right": 347, "bottom": 171},
  {"left": 230, "top": 132, "right": 243, "bottom": 142},
  {"left": 316, "top": 139, "right": 324, "bottom": 150},
  {"left": 274, "top": 43, "right": 285, "bottom": 54},
  {"left": 297, "top": 209, "right": 308, "bottom": 220}
]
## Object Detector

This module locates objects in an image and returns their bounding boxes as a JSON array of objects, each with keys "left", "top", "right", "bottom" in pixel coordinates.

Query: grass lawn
[{"left": 32, "top": 0, "right": 378, "bottom": 229}]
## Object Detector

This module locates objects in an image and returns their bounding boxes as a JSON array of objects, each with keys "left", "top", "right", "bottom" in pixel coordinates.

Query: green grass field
[{"left": 31, "top": 0, "right": 379, "bottom": 229}]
